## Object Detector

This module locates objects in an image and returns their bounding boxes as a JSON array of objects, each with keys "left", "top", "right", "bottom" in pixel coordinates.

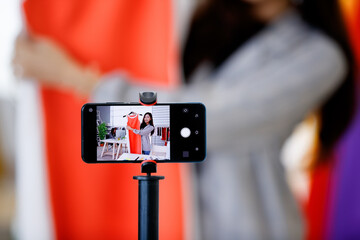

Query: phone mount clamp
[
  {"left": 133, "top": 92, "right": 164, "bottom": 240},
  {"left": 139, "top": 92, "right": 157, "bottom": 106}
]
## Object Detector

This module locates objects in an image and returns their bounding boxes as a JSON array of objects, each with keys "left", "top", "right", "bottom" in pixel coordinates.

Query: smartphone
[{"left": 81, "top": 102, "right": 206, "bottom": 163}]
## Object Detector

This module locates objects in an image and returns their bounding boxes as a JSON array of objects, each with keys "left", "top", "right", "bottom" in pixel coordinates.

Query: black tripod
[
  {"left": 133, "top": 92, "right": 164, "bottom": 240},
  {"left": 134, "top": 160, "right": 164, "bottom": 240}
]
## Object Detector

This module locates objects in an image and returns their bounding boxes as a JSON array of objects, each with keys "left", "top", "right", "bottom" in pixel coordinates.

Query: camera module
[
  {"left": 89, "top": 108, "right": 93, "bottom": 112},
  {"left": 183, "top": 108, "right": 189, "bottom": 113}
]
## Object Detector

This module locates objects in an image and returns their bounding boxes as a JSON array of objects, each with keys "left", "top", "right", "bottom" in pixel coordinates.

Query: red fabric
[
  {"left": 161, "top": 128, "right": 167, "bottom": 141},
  {"left": 305, "top": 156, "right": 334, "bottom": 240},
  {"left": 127, "top": 113, "right": 141, "bottom": 154},
  {"left": 23, "top": 1, "right": 184, "bottom": 239}
]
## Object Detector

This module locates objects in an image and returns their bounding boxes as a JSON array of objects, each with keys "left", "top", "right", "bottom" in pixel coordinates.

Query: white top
[{"left": 92, "top": 9, "right": 346, "bottom": 240}]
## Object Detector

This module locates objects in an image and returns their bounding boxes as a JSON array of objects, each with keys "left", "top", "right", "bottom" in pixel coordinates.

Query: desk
[
  {"left": 117, "top": 153, "right": 167, "bottom": 161},
  {"left": 100, "top": 138, "right": 128, "bottom": 160}
]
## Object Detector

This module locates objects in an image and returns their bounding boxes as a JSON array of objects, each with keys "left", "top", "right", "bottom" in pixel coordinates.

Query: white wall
[
  {"left": 110, "top": 106, "right": 152, "bottom": 127},
  {"left": 109, "top": 105, "right": 170, "bottom": 128},
  {"left": 0, "top": 0, "right": 21, "bottom": 98}
]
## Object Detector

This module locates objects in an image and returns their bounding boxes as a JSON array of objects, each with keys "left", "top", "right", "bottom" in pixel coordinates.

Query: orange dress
[
  {"left": 127, "top": 113, "right": 141, "bottom": 154},
  {"left": 22, "top": 0, "right": 185, "bottom": 239}
]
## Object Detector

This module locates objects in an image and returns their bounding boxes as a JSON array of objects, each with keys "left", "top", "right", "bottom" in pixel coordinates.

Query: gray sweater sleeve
[
  {"left": 133, "top": 125, "right": 154, "bottom": 135},
  {"left": 203, "top": 33, "right": 346, "bottom": 135}
]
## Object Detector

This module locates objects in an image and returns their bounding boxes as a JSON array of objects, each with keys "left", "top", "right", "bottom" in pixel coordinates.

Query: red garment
[
  {"left": 127, "top": 113, "right": 141, "bottom": 154},
  {"left": 305, "top": 158, "right": 334, "bottom": 240},
  {"left": 161, "top": 127, "right": 167, "bottom": 141},
  {"left": 23, "top": 1, "right": 184, "bottom": 239}
]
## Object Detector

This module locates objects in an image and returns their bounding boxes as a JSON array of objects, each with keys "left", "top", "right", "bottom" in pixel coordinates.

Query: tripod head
[{"left": 141, "top": 160, "right": 157, "bottom": 176}]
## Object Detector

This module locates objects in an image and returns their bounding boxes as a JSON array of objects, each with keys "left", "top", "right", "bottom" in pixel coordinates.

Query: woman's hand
[
  {"left": 126, "top": 125, "right": 133, "bottom": 131},
  {"left": 12, "top": 33, "right": 100, "bottom": 96}
]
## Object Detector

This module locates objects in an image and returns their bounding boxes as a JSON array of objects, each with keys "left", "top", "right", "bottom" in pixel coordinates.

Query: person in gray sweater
[
  {"left": 126, "top": 112, "right": 155, "bottom": 155},
  {"left": 13, "top": 0, "right": 355, "bottom": 238}
]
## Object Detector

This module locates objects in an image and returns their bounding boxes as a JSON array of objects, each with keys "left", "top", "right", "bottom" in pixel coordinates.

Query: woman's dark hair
[
  {"left": 182, "top": 0, "right": 355, "bottom": 165},
  {"left": 140, "top": 112, "right": 155, "bottom": 135},
  {"left": 299, "top": 0, "right": 355, "bottom": 163},
  {"left": 182, "top": 0, "right": 265, "bottom": 80}
]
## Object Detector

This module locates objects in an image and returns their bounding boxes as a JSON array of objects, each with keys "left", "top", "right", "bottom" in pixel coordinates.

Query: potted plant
[{"left": 98, "top": 123, "right": 107, "bottom": 141}]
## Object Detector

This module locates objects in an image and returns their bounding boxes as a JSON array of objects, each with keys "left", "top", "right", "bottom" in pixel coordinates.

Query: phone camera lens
[
  {"left": 195, "top": 130, "right": 199, "bottom": 135},
  {"left": 183, "top": 108, "right": 189, "bottom": 113},
  {"left": 89, "top": 108, "right": 93, "bottom": 113},
  {"left": 195, "top": 114, "right": 199, "bottom": 118},
  {"left": 195, "top": 147, "right": 199, "bottom": 151}
]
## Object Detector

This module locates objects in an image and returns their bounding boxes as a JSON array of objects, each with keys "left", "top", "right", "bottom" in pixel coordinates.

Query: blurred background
[
  {"left": 0, "top": 0, "right": 19, "bottom": 238},
  {"left": 0, "top": 0, "right": 359, "bottom": 239}
]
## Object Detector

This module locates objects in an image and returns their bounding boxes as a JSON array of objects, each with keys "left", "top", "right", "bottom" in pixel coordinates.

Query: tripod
[
  {"left": 134, "top": 92, "right": 165, "bottom": 240},
  {"left": 133, "top": 160, "right": 164, "bottom": 240}
]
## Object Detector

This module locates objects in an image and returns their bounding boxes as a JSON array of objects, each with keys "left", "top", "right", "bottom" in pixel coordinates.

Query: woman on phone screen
[{"left": 126, "top": 112, "right": 155, "bottom": 155}]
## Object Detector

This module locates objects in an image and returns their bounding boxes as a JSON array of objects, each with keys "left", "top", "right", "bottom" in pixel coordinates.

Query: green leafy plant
[{"left": 98, "top": 123, "right": 107, "bottom": 140}]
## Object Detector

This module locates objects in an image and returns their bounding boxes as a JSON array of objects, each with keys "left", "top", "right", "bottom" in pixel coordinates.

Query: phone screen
[
  {"left": 97, "top": 105, "right": 169, "bottom": 161},
  {"left": 82, "top": 103, "right": 206, "bottom": 163}
]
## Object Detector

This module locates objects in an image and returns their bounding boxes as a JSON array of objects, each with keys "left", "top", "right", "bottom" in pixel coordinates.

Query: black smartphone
[{"left": 81, "top": 102, "right": 206, "bottom": 163}]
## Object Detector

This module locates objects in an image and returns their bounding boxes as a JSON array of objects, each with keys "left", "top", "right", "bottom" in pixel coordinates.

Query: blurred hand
[
  {"left": 13, "top": 33, "right": 70, "bottom": 82},
  {"left": 12, "top": 33, "right": 100, "bottom": 96},
  {"left": 126, "top": 125, "right": 132, "bottom": 131}
]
